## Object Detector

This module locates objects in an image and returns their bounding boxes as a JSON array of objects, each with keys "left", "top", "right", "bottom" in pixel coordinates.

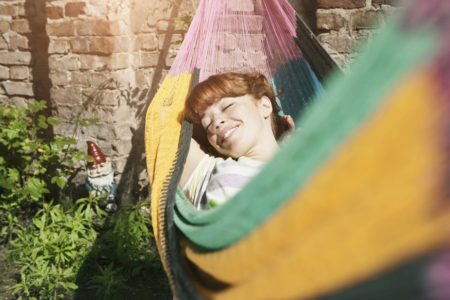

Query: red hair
[{"left": 185, "top": 72, "right": 288, "bottom": 139}]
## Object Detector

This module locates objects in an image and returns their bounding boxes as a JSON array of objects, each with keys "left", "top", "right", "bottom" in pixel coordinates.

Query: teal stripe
[{"left": 174, "top": 21, "right": 437, "bottom": 250}]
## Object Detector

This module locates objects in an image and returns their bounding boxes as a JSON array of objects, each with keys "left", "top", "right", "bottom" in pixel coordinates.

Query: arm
[
  {"left": 278, "top": 115, "right": 296, "bottom": 141},
  {"left": 179, "top": 138, "right": 207, "bottom": 187}
]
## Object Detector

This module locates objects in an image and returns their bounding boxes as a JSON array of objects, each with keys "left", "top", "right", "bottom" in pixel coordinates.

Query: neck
[{"left": 245, "top": 134, "right": 279, "bottom": 162}]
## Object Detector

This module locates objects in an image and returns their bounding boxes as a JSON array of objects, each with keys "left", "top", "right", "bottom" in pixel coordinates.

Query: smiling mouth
[{"left": 220, "top": 125, "right": 239, "bottom": 145}]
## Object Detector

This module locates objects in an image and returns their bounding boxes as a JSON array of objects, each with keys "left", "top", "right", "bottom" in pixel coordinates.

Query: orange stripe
[
  {"left": 184, "top": 70, "right": 450, "bottom": 299},
  {"left": 144, "top": 73, "right": 192, "bottom": 292}
]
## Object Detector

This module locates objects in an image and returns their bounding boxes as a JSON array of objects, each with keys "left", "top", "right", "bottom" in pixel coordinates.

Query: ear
[{"left": 258, "top": 96, "right": 273, "bottom": 119}]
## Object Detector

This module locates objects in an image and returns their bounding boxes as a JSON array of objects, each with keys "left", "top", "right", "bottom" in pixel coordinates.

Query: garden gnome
[{"left": 85, "top": 141, "right": 117, "bottom": 212}]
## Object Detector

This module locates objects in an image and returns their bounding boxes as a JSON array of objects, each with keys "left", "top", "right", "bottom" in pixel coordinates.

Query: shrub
[
  {"left": 9, "top": 196, "right": 106, "bottom": 299},
  {"left": 0, "top": 100, "right": 91, "bottom": 244},
  {"left": 75, "top": 202, "right": 170, "bottom": 299}
]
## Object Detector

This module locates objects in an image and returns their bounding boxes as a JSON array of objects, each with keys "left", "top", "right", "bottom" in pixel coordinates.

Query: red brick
[
  {"left": 49, "top": 71, "right": 70, "bottom": 86},
  {"left": 94, "top": 20, "right": 121, "bottom": 36},
  {"left": 75, "top": 20, "right": 92, "bottom": 36},
  {"left": 139, "top": 52, "right": 159, "bottom": 67},
  {"left": 318, "top": 0, "right": 366, "bottom": 9},
  {"left": 11, "top": 20, "right": 30, "bottom": 34},
  {"left": 10, "top": 66, "right": 29, "bottom": 80},
  {"left": 71, "top": 71, "right": 91, "bottom": 85},
  {"left": 350, "top": 10, "right": 384, "bottom": 30},
  {"left": 91, "top": 36, "right": 129, "bottom": 54},
  {"left": 70, "top": 37, "right": 90, "bottom": 53},
  {"left": 76, "top": 20, "right": 121, "bottom": 36},
  {"left": 0, "top": 21, "right": 10, "bottom": 33},
  {"left": 0, "top": 65, "right": 9, "bottom": 80},
  {"left": 0, "top": 4, "right": 18, "bottom": 17},
  {"left": 9, "top": 34, "right": 29, "bottom": 50},
  {"left": 46, "top": 6, "right": 64, "bottom": 19},
  {"left": 107, "top": 53, "right": 129, "bottom": 70},
  {"left": 98, "top": 90, "right": 121, "bottom": 106},
  {"left": 317, "top": 11, "right": 347, "bottom": 31},
  {"left": 2, "top": 82, "right": 33, "bottom": 96},
  {"left": 51, "top": 86, "right": 83, "bottom": 105},
  {"left": 46, "top": 21, "right": 76, "bottom": 36},
  {"left": 134, "top": 34, "right": 158, "bottom": 51},
  {"left": 79, "top": 54, "right": 108, "bottom": 70},
  {"left": 318, "top": 32, "right": 356, "bottom": 53},
  {"left": 0, "top": 51, "right": 31, "bottom": 65},
  {"left": 89, "top": 37, "right": 114, "bottom": 55},
  {"left": 48, "top": 39, "right": 69, "bottom": 54},
  {"left": 65, "top": 2, "right": 86, "bottom": 17},
  {"left": 48, "top": 55, "right": 80, "bottom": 71},
  {"left": 88, "top": 73, "right": 110, "bottom": 87}
]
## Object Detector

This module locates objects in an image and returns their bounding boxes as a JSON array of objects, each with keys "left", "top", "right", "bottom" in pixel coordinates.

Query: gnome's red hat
[{"left": 86, "top": 141, "right": 106, "bottom": 166}]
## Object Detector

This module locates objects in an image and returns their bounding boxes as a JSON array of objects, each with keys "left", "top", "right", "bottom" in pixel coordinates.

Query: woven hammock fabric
[
  {"left": 145, "top": 0, "right": 327, "bottom": 297},
  {"left": 145, "top": 0, "right": 450, "bottom": 299}
]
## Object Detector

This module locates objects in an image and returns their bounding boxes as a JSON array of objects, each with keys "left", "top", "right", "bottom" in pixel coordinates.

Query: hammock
[{"left": 145, "top": 0, "right": 450, "bottom": 299}]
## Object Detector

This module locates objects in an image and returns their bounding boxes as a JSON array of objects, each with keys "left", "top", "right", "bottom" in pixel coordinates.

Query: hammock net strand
[{"left": 145, "top": 0, "right": 450, "bottom": 299}]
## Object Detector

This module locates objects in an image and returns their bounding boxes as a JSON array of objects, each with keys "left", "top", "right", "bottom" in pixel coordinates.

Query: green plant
[
  {"left": 111, "top": 201, "right": 155, "bottom": 266},
  {"left": 87, "top": 201, "right": 156, "bottom": 293},
  {"left": 0, "top": 100, "right": 91, "bottom": 244},
  {"left": 73, "top": 201, "right": 170, "bottom": 299},
  {"left": 88, "top": 263, "right": 127, "bottom": 300},
  {"left": 9, "top": 196, "right": 106, "bottom": 299}
]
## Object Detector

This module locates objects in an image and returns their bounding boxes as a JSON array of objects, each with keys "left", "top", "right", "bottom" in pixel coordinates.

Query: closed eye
[
  {"left": 201, "top": 117, "right": 211, "bottom": 131},
  {"left": 223, "top": 103, "right": 234, "bottom": 111}
]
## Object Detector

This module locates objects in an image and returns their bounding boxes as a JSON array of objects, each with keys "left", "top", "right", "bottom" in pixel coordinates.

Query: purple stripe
[
  {"left": 426, "top": 251, "right": 450, "bottom": 300},
  {"left": 206, "top": 173, "right": 253, "bottom": 192}
]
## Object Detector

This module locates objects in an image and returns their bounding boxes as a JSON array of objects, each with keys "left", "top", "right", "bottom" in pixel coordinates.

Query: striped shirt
[{"left": 183, "top": 155, "right": 264, "bottom": 210}]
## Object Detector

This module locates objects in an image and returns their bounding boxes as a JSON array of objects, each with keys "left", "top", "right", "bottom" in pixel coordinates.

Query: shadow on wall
[
  {"left": 24, "top": 0, "right": 53, "bottom": 135},
  {"left": 116, "top": 0, "right": 184, "bottom": 204},
  {"left": 117, "top": 0, "right": 317, "bottom": 203},
  {"left": 292, "top": 0, "right": 318, "bottom": 34}
]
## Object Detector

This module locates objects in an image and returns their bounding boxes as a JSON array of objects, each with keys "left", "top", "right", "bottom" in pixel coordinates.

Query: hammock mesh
[{"left": 145, "top": 0, "right": 450, "bottom": 298}]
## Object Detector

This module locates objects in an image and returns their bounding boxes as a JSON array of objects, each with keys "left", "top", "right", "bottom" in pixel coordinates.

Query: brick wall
[
  {"left": 0, "top": 0, "right": 400, "bottom": 201},
  {"left": 0, "top": 1, "right": 33, "bottom": 106},
  {"left": 314, "top": 0, "right": 400, "bottom": 69},
  {"left": 0, "top": 0, "right": 195, "bottom": 200}
]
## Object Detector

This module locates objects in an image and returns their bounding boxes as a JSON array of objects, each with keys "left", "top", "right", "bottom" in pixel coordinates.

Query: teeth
[
  {"left": 224, "top": 129, "right": 232, "bottom": 139},
  {"left": 221, "top": 126, "right": 237, "bottom": 144},
  {"left": 224, "top": 127, "right": 236, "bottom": 140}
]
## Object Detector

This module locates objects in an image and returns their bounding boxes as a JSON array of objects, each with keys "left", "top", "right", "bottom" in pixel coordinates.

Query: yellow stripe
[
  {"left": 184, "top": 71, "right": 450, "bottom": 299},
  {"left": 144, "top": 72, "right": 192, "bottom": 290}
]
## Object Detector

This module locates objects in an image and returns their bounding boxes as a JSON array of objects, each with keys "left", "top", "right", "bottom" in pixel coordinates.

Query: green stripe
[{"left": 174, "top": 21, "right": 437, "bottom": 250}]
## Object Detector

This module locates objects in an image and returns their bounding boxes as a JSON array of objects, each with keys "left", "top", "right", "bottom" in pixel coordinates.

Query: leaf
[
  {"left": 62, "top": 281, "right": 78, "bottom": 290},
  {"left": 51, "top": 176, "right": 67, "bottom": 189},
  {"left": 8, "top": 168, "right": 20, "bottom": 182},
  {"left": 37, "top": 115, "right": 48, "bottom": 129},
  {"left": 32, "top": 217, "right": 43, "bottom": 229},
  {"left": 5, "top": 128, "right": 20, "bottom": 140},
  {"left": 27, "top": 100, "right": 47, "bottom": 113},
  {"left": 46, "top": 116, "right": 59, "bottom": 126},
  {"left": 23, "top": 178, "right": 49, "bottom": 201}
]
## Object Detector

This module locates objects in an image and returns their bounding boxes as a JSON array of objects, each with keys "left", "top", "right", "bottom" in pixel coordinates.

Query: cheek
[{"left": 207, "top": 134, "right": 216, "bottom": 145}]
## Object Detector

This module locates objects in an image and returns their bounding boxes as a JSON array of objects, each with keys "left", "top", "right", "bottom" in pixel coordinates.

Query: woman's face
[{"left": 200, "top": 94, "right": 273, "bottom": 158}]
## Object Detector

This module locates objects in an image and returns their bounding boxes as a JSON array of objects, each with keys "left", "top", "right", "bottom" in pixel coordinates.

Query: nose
[
  {"left": 214, "top": 119, "right": 225, "bottom": 130},
  {"left": 208, "top": 118, "right": 225, "bottom": 133}
]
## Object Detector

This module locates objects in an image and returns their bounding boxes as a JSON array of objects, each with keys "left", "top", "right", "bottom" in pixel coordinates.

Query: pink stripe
[{"left": 169, "top": 0, "right": 302, "bottom": 81}]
